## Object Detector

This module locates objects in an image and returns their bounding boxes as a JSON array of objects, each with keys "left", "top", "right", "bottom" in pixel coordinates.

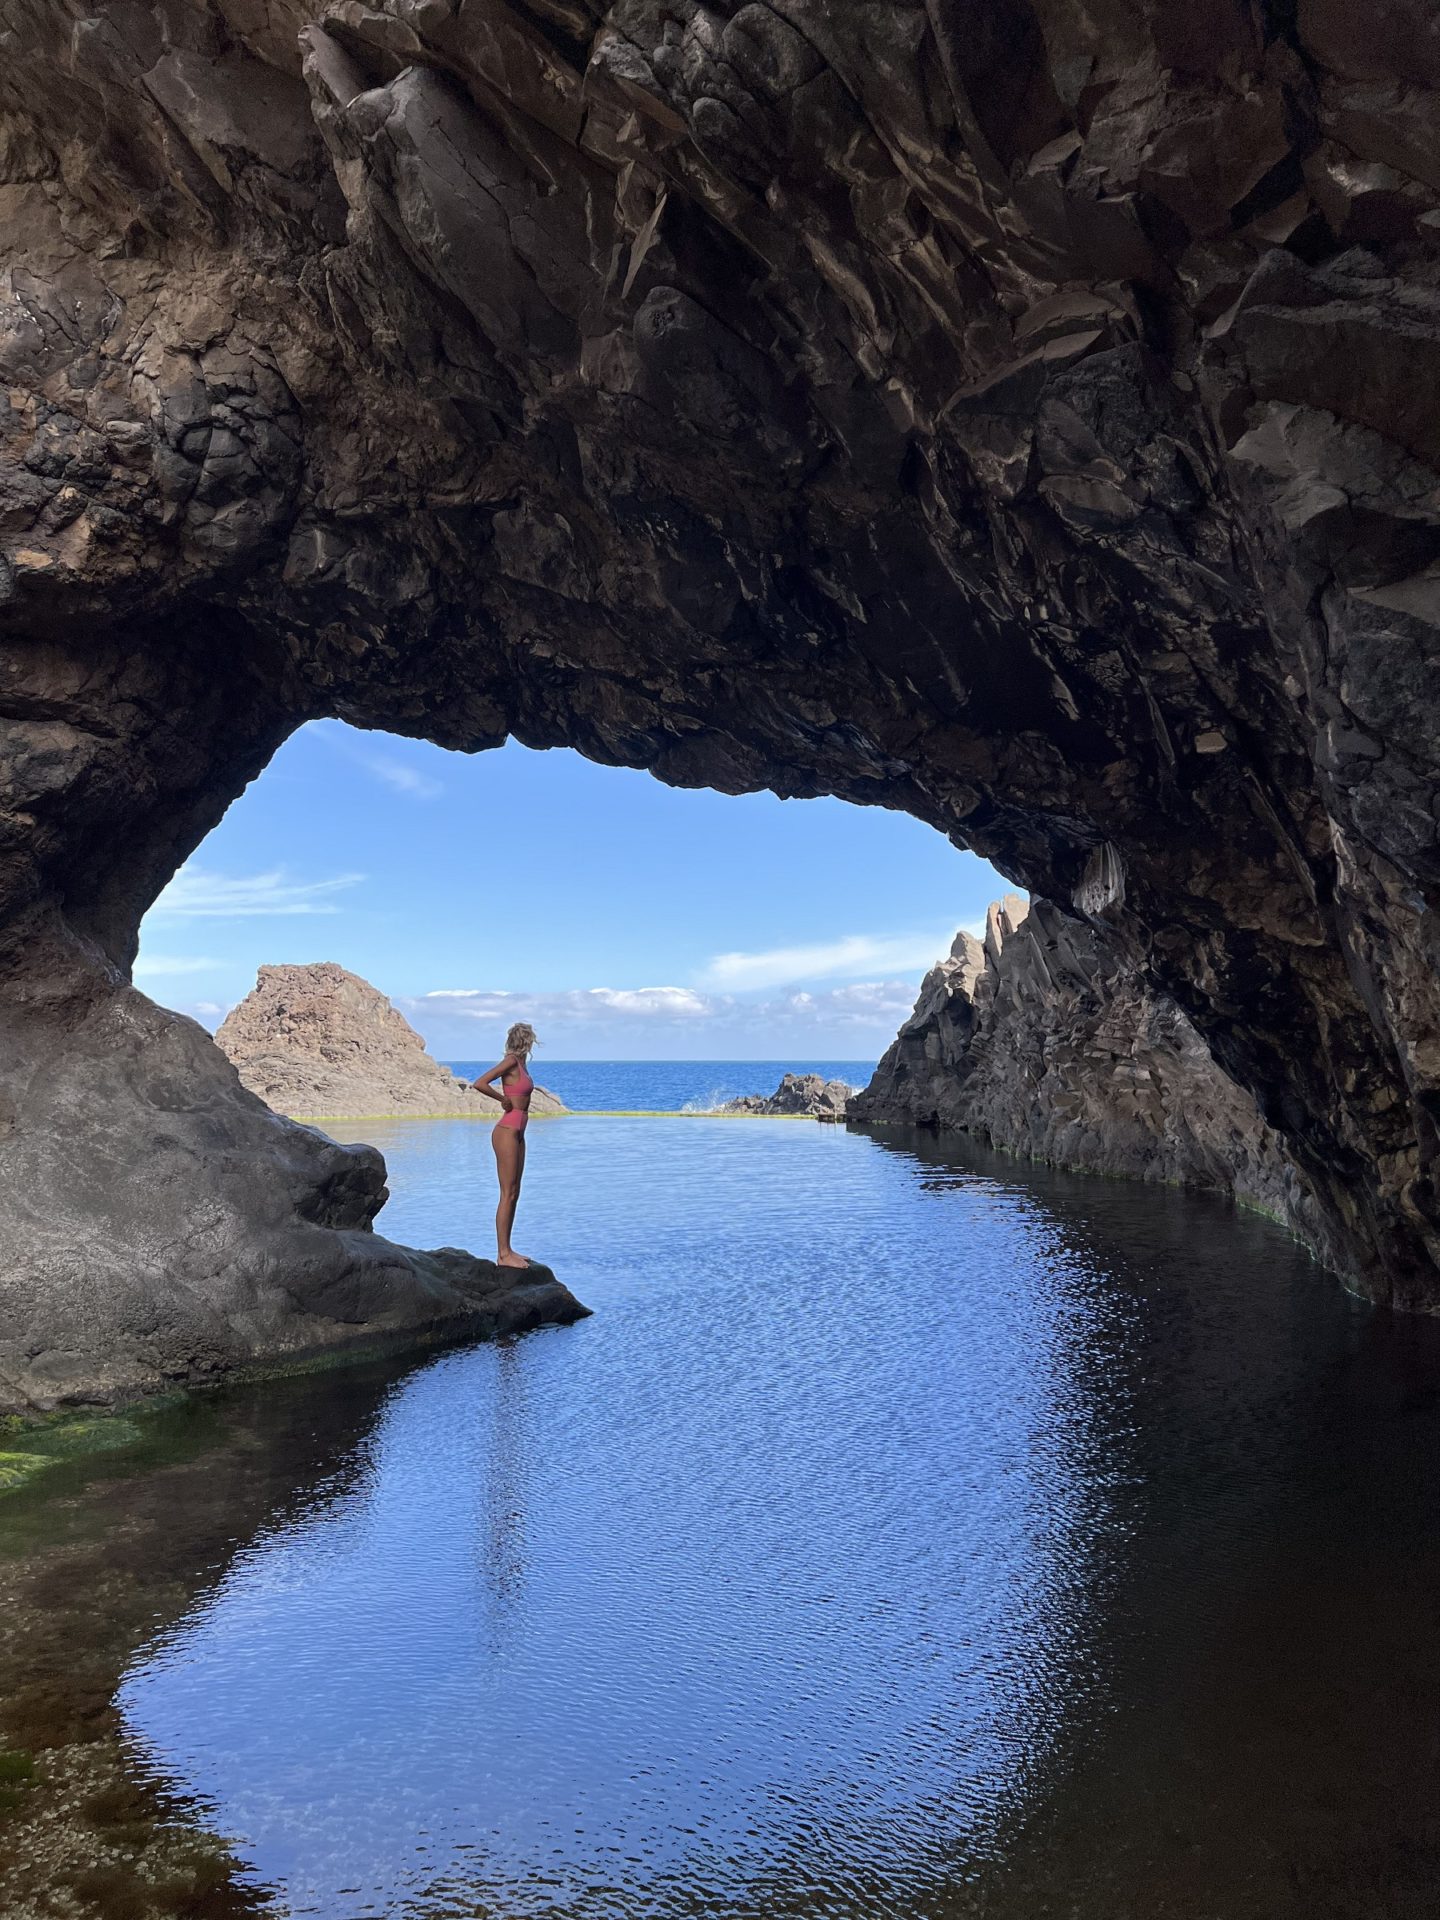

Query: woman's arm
[{"left": 470, "top": 1055, "right": 518, "bottom": 1107}]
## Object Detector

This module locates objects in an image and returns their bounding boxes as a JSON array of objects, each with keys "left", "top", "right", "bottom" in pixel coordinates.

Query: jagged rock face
[
  {"left": 724, "top": 1072, "right": 855, "bottom": 1117},
  {"left": 3, "top": 2, "right": 1440, "bottom": 1307},
  {"left": 216, "top": 961, "right": 567, "bottom": 1117},
  {"left": 853, "top": 894, "right": 1329, "bottom": 1260}
]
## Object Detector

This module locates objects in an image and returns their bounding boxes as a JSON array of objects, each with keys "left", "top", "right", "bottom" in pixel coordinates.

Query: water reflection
[
  {"left": 476, "top": 1335, "right": 531, "bottom": 1633},
  {"left": 117, "top": 1120, "right": 1136, "bottom": 1918},
  {"left": 82, "top": 1118, "right": 1440, "bottom": 1919}
]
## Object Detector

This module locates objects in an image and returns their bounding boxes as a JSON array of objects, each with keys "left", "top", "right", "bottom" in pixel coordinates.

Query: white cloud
[
  {"left": 420, "top": 986, "right": 715, "bottom": 1022},
  {"left": 698, "top": 929, "right": 959, "bottom": 991},
  {"left": 151, "top": 865, "right": 365, "bottom": 917},
  {"left": 133, "top": 955, "right": 222, "bottom": 977},
  {"left": 587, "top": 988, "right": 712, "bottom": 1018},
  {"left": 756, "top": 981, "right": 920, "bottom": 1026},
  {"left": 403, "top": 979, "right": 921, "bottom": 1035}
]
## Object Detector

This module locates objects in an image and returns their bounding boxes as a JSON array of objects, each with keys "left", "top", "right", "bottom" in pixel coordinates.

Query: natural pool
[{"left": 4, "top": 1118, "right": 1440, "bottom": 1919}]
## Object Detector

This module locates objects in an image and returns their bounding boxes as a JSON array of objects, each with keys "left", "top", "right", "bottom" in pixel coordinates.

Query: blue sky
[{"left": 135, "top": 721, "right": 1010, "bottom": 1061}]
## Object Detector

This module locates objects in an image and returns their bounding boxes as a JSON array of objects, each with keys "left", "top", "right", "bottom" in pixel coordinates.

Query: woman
[{"left": 469, "top": 1022, "right": 539, "bottom": 1268}]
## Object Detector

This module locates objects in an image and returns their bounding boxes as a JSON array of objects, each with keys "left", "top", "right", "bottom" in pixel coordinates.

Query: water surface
[{"left": 7, "top": 1119, "right": 1440, "bottom": 1919}]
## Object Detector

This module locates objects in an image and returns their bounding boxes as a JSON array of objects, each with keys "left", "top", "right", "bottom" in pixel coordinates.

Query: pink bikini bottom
[{"left": 498, "top": 1108, "right": 527, "bottom": 1134}]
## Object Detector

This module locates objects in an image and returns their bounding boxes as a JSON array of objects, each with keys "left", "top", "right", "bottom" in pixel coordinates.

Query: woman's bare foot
[{"left": 497, "top": 1250, "right": 530, "bottom": 1268}]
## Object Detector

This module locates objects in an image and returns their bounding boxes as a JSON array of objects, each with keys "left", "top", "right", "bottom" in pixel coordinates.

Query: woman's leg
[{"left": 492, "top": 1126, "right": 528, "bottom": 1266}]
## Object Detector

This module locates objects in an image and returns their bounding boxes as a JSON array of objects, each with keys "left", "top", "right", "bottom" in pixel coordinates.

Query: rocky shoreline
[
  {"left": 851, "top": 896, "right": 1334, "bottom": 1268},
  {"left": 0, "top": 964, "right": 586, "bottom": 1416},
  {"left": 722, "top": 1073, "right": 857, "bottom": 1119}
]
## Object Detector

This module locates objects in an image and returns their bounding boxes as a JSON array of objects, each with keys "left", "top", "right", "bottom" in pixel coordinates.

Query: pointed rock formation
[
  {"left": 853, "top": 897, "right": 1329, "bottom": 1262},
  {"left": 216, "top": 964, "right": 566, "bottom": 1120}
]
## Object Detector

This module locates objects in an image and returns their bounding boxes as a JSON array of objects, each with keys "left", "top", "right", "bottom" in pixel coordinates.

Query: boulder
[
  {"left": 0, "top": 963, "right": 586, "bottom": 1415},
  {"left": 723, "top": 1073, "right": 857, "bottom": 1118},
  {"left": 216, "top": 964, "right": 566, "bottom": 1119}
]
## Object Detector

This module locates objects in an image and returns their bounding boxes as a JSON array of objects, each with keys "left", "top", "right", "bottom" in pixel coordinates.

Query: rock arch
[{"left": 4, "top": 0, "right": 1440, "bottom": 1401}]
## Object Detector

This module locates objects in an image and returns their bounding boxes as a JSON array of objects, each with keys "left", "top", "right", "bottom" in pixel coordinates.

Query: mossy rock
[
  {"left": 0, "top": 1747, "right": 36, "bottom": 1817},
  {"left": 0, "top": 1453, "right": 51, "bottom": 1494},
  {"left": 18, "top": 1416, "right": 143, "bottom": 1461},
  {"left": 0, "top": 1413, "right": 147, "bottom": 1503}
]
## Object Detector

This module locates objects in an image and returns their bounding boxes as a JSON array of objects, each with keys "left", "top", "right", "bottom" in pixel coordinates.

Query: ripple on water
[{"left": 114, "top": 1119, "right": 1440, "bottom": 1919}]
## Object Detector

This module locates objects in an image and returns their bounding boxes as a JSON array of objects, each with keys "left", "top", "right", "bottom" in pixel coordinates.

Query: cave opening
[
  {"left": 133, "top": 715, "right": 1009, "bottom": 1077},
  {"left": 7, "top": 4, "right": 1440, "bottom": 1899}
]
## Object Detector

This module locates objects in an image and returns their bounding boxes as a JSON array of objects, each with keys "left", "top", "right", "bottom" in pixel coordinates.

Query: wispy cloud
[
  {"left": 356, "top": 751, "right": 443, "bottom": 800},
  {"left": 422, "top": 986, "right": 715, "bottom": 1021},
  {"left": 780, "top": 981, "right": 920, "bottom": 1022},
  {"left": 133, "top": 954, "right": 222, "bottom": 977},
  {"left": 151, "top": 865, "right": 365, "bottom": 918},
  {"left": 698, "top": 929, "right": 959, "bottom": 992},
  {"left": 405, "top": 979, "right": 921, "bottom": 1034},
  {"left": 309, "top": 719, "right": 444, "bottom": 800}
]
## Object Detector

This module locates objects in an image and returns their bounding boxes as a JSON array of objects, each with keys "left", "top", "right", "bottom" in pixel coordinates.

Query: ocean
[{"left": 442, "top": 1058, "right": 876, "bottom": 1112}]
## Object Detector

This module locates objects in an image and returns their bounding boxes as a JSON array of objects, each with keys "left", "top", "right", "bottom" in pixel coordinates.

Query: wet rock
[
  {"left": 723, "top": 1074, "right": 856, "bottom": 1118},
  {"left": 3, "top": 0, "right": 1440, "bottom": 1316},
  {"left": 216, "top": 962, "right": 566, "bottom": 1119},
  {"left": 852, "top": 897, "right": 1331, "bottom": 1264}
]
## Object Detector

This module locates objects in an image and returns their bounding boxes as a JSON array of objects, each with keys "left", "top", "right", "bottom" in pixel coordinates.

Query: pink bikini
[{"left": 498, "top": 1061, "right": 533, "bottom": 1133}]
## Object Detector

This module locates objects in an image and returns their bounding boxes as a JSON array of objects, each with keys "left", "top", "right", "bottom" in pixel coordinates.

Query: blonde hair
[{"left": 505, "top": 1021, "right": 538, "bottom": 1058}]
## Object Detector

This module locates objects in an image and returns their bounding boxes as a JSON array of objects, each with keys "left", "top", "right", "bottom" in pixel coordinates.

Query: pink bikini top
[{"left": 505, "top": 1061, "right": 534, "bottom": 1107}]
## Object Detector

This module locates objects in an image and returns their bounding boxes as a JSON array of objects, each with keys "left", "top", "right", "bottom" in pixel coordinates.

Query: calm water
[
  {"left": 442, "top": 1059, "right": 873, "bottom": 1110},
  {"left": 7, "top": 1120, "right": 1440, "bottom": 1918}
]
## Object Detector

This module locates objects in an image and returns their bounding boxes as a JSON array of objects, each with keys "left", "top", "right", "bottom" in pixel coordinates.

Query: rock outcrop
[
  {"left": 723, "top": 1073, "right": 855, "bottom": 1118},
  {"left": 5, "top": 2, "right": 1440, "bottom": 1314},
  {"left": 0, "top": 966, "right": 586, "bottom": 1413},
  {"left": 853, "top": 896, "right": 1326, "bottom": 1255},
  {"left": 216, "top": 962, "right": 566, "bottom": 1119}
]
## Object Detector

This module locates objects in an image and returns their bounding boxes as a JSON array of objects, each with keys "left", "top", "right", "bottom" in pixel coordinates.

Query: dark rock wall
[
  {"left": 852, "top": 894, "right": 1329, "bottom": 1261},
  {"left": 3, "top": 1, "right": 1440, "bottom": 1318}
]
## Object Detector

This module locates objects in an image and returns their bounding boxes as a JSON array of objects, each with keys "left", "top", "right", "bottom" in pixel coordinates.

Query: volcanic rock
[
  {"left": 723, "top": 1073, "right": 856, "bottom": 1118},
  {"left": 4, "top": 0, "right": 1440, "bottom": 1342},
  {"left": 0, "top": 964, "right": 586, "bottom": 1414},
  {"left": 853, "top": 897, "right": 1326, "bottom": 1255},
  {"left": 216, "top": 963, "right": 566, "bottom": 1119}
]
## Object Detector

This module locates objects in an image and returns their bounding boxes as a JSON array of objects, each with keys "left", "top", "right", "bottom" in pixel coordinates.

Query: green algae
[
  {"left": 0, "top": 1400, "right": 222, "bottom": 1548},
  {"left": 0, "top": 1455, "right": 50, "bottom": 1496},
  {"left": 0, "top": 1412, "right": 147, "bottom": 1505},
  {"left": 0, "top": 1747, "right": 36, "bottom": 1818},
  {"left": 4, "top": 1414, "right": 144, "bottom": 1461}
]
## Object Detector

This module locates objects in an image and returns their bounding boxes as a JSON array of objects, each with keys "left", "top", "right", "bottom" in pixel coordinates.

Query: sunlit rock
[
  {"left": 853, "top": 898, "right": 1331, "bottom": 1264},
  {"left": 722, "top": 1074, "right": 856, "bottom": 1119},
  {"left": 217, "top": 963, "right": 566, "bottom": 1120}
]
